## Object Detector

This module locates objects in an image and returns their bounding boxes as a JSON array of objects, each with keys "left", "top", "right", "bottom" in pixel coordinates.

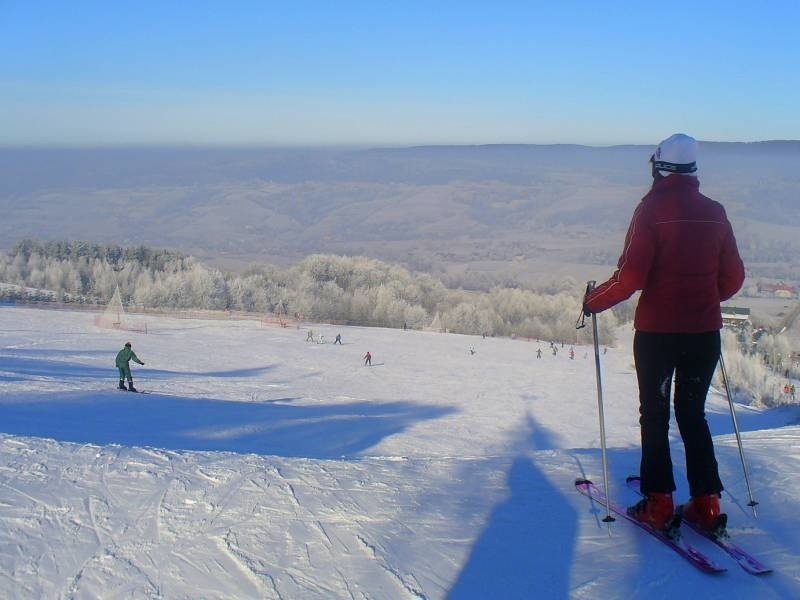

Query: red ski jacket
[{"left": 585, "top": 175, "right": 745, "bottom": 333}]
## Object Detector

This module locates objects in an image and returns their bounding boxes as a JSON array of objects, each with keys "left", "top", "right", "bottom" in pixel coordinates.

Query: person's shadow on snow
[{"left": 447, "top": 415, "right": 576, "bottom": 599}]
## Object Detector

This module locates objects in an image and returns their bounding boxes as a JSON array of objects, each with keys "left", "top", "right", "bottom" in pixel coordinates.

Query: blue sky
[{"left": 1, "top": 1, "right": 798, "bottom": 146}]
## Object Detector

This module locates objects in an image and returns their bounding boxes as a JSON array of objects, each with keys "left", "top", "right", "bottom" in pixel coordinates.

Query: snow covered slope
[{"left": 1, "top": 306, "right": 799, "bottom": 598}]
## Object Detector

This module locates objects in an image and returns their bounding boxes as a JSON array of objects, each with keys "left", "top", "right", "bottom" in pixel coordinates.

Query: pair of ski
[{"left": 575, "top": 477, "right": 771, "bottom": 575}]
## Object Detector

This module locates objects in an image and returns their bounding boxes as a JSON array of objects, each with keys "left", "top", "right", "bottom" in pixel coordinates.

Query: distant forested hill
[{"left": 1, "top": 142, "right": 798, "bottom": 284}]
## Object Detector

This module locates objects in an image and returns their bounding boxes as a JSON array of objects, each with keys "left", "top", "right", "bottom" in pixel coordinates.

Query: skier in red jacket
[{"left": 584, "top": 133, "right": 745, "bottom": 533}]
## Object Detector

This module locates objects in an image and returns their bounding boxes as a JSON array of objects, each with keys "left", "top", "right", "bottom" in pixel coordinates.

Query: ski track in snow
[
  {"left": 355, "top": 533, "right": 428, "bottom": 600},
  {"left": 0, "top": 306, "right": 799, "bottom": 598}
]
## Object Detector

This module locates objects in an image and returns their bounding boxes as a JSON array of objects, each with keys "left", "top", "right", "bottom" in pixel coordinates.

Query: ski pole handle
[{"left": 576, "top": 280, "right": 597, "bottom": 329}]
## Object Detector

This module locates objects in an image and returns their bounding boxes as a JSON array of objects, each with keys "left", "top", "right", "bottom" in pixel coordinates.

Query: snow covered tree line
[
  {"left": 0, "top": 240, "right": 618, "bottom": 343},
  {"left": 719, "top": 329, "right": 798, "bottom": 408}
]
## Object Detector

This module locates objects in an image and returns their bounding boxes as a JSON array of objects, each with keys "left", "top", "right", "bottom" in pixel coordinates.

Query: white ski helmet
[{"left": 651, "top": 133, "right": 698, "bottom": 176}]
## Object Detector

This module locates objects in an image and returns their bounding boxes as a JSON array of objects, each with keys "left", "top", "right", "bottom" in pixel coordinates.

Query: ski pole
[
  {"left": 578, "top": 281, "right": 615, "bottom": 523},
  {"left": 718, "top": 352, "right": 758, "bottom": 516}
]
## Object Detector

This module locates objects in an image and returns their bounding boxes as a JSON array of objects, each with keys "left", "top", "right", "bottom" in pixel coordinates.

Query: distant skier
[
  {"left": 469, "top": 346, "right": 476, "bottom": 355},
  {"left": 536, "top": 349, "right": 542, "bottom": 359},
  {"left": 306, "top": 329, "right": 314, "bottom": 342},
  {"left": 569, "top": 348, "right": 575, "bottom": 360},
  {"left": 115, "top": 342, "right": 144, "bottom": 392},
  {"left": 363, "top": 351, "right": 372, "bottom": 366},
  {"left": 334, "top": 333, "right": 342, "bottom": 345}
]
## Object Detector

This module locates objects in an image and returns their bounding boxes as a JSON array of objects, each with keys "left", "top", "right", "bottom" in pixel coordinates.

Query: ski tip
[
  {"left": 625, "top": 475, "right": 640, "bottom": 484},
  {"left": 705, "top": 566, "right": 728, "bottom": 575},
  {"left": 575, "top": 478, "right": 593, "bottom": 486}
]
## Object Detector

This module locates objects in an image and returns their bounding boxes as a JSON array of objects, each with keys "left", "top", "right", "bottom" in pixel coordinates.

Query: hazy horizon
[{"left": 3, "top": 138, "right": 800, "bottom": 153}]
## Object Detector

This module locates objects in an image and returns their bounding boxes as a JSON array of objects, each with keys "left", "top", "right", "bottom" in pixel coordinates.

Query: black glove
[
  {"left": 582, "top": 280, "right": 596, "bottom": 317},
  {"left": 576, "top": 281, "right": 596, "bottom": 330}
]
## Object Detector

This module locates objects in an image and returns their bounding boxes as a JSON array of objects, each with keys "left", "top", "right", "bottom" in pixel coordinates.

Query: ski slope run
[{"left": 1, "top": 306, "right": 799, "bottom": 599}]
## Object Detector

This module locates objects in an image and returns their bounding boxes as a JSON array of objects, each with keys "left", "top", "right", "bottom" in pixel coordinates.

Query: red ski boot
[
  {"left": 683, "top": 495, "right": 721, "bottom": 531},
  {"left": 628, "top": 492, "right": 674, "bottom": 531}
]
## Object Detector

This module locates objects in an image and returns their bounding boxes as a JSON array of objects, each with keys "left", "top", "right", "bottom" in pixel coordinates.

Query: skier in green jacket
[{"left": 116, "top": 342, "right": 144, "bottom": 392}]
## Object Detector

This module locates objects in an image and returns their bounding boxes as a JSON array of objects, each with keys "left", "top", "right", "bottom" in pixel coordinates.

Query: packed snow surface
[{"left": 1, "top": 306, "right": 799, "bottom": 599}]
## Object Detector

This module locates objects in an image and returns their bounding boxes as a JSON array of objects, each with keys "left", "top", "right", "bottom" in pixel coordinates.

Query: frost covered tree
[
  {"left": 0, "top": 241, "right": 624, "bottom": 339},
  {"left": 717, "top": 330, "right": 794, "bottom": 407}
]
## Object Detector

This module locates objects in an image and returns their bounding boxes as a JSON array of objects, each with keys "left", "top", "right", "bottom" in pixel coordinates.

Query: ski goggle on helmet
[{"left": 649, "top": 133, "right": 698, "bottom": 174}]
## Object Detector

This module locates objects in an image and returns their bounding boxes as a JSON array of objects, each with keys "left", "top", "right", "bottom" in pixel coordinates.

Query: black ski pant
[{"left": 634, "top": 330, "right": 723, "bottom": 498}]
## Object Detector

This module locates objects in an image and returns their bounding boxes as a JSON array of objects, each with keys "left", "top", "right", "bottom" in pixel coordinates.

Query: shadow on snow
[
  {"left": 0, "top": 390, "right": 455, "bottom": 459},
  {"left": 447, "top": 414, "right": 576, "bottom": 599}
]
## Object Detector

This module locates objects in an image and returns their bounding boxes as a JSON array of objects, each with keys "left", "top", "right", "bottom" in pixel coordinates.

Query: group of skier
[
  {"left": 306, "top": 329, "right": 343, "bottom": 345},
  {"left": 533, "top": 342, "right": 601, "bottom": 360}
]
